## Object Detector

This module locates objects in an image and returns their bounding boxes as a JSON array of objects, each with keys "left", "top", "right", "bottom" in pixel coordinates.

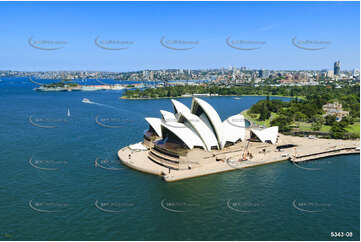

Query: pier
[{"left": 290, "top": 147, "right": 359, "bottom": 162}]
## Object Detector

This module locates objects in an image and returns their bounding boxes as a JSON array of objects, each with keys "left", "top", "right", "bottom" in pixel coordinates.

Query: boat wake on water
[
  {"left": 81, "top": 98, "right": 142, "bottom": 119},
  {"left": 81, "top": 98, "right": 118, "bottom": 109}
]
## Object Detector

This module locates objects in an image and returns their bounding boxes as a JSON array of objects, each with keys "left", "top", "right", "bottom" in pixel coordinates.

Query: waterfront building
[
  {"left": 119, "top": 98, "right": 359, "bottom": 181},
  {"left": 144, "top": 98, "right": 245, "bottom": 151},
  {"left": 142, "top": 98, "right": 279, "bottom": 169}
]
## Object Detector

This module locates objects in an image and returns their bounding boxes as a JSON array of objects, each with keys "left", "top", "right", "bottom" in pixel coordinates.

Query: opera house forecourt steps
[
  {"left": 148, "top": 148, "right": 180, "bottom": 170},
  {"left": 118, "top": 97, "right": 360, "bottom": 182}
]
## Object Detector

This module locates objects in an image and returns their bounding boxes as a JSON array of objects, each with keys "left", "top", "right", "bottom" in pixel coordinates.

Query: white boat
[
  {"left": 234, "top": 97, "right": 241, "bottom": 100},
  {"left": 82, "top": 98, "right": 92, "bottom": 104},
  {"left": 67, "top": 108, "right": 71, "bottom": 117}
]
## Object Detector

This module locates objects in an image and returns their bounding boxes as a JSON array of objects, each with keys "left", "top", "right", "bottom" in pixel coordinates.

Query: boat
[
  {"left": 82, "top": 98, "right": 92, "bottom": 104},
  {"left": 234, "top": 97, "right": 241, "bottom": 100},
  {"left": 67, "top": 108, "right": 71, "bottom": 117}
]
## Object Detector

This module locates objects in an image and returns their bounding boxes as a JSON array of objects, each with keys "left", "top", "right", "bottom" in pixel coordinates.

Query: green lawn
[
  {"left": 346, "top": 122, "right": 360, "bottom": 135},
  {"left": 293, "top": 122, "right": 331, "bottom": 132},
  {"left": 279, "top": 121, "right": 359, "bottom": 136}
]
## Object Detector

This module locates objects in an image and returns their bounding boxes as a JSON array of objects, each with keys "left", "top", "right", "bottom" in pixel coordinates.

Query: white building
[{"left": 144, "top": 98, "right": 278, "bottom": 151}]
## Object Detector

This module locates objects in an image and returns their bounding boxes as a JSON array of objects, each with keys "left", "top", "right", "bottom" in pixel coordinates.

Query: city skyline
[
  {"left": 1, "top": 60, "right": 359, "bottom": 73},
  {"left": 0, "top": 2, "right": 359, "bottom": 71}
]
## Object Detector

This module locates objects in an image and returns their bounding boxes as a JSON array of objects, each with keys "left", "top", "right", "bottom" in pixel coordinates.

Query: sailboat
[{"left": 67, "top": 108, "right": 71, "bottom": 117}]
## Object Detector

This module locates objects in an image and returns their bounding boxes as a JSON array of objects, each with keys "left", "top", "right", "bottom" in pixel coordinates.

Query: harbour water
[{"left": 0, "top": 78, "right": 359, "bottom": 241}]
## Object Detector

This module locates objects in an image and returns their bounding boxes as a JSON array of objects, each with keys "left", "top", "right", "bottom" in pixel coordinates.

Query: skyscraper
[
  {"left": 258, "top": 69, "right": 270, "bottom": 78},
  {"left": 334, "top": 61, "right": 341, "bottom": 75}
]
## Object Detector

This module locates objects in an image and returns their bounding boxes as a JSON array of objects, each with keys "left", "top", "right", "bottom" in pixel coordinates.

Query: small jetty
[{"left": 290, "top": 146, "right": 359, "bottom": 163}]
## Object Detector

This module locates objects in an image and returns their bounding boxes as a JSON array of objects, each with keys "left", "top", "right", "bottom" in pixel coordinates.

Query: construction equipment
[{"left": 240, "top": 141, "right": 250, "bottom": 161}]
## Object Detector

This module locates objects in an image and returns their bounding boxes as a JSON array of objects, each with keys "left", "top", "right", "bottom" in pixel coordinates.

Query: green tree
[
  {"left": 311, "top": 115, "right": 324, "bottom": 131},
  {"left": 259, "top": 102, "right": 271, "bottom": 121},
  {"left": 294, "top": 112, "right": 307, "bottom": 122},
  {"left": 330, "top": 122, "right": 346, "bottom": 139},
  {"left": 325, "top": 115, "right": 336, "bottom": 126},
  {"left": 270, "top": 115, "right": 291, "bottom": 132}
]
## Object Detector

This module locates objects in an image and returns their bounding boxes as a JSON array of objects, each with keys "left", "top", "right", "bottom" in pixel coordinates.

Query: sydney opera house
[
  {"left": 141, "top": 98, "right": 279, "bottom": 170},
  {"left": 118, "top": 97, "right": 359, "bottom": 181}
]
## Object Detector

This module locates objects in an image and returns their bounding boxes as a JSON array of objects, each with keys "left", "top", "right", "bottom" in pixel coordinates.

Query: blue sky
[{"left": 0, "top": 1, "right": 359, "bottom": 71}]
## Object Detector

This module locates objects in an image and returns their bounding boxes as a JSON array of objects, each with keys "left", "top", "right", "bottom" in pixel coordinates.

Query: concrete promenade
[{"left": 118, "top": 134, "right": 360, "bottom": 182}]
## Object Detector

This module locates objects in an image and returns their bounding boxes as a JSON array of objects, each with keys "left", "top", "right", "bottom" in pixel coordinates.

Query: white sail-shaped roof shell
[
  {"left": 178, "top": 112, "right": 219, "bottom": 151},
  {"left": 191, "top": 98, "right": 224, "bottom": 148},
  {"left": 251, "top": 126, "right": 279, "bottom": 144},
  {"left": 222, "top": 114, "right": 246, "bottom": 146},
  {"left": 171, "top": 99, "right": 191, "bottom": 114},
  {"left": 145, "top": 117, "right": 162, "bottom": 137},
  {"left": 160, "top": 110, "right": 178, "bottom": 123},
  {"left": 144, "top": 98, "right": 264, "bottom": 151},
  {"left": 161, "top": 121, "right": 206, "bottom": 150}
]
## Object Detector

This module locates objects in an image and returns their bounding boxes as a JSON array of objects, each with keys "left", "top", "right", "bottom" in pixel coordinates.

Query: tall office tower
[{"left": 334, "top": 61, "right": 341, "bottom": 75}]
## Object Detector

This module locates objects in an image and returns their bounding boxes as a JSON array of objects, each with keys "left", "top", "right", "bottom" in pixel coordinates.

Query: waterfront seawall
[{"left": 118, "top": 135, "right": 360, "bottom": 182}]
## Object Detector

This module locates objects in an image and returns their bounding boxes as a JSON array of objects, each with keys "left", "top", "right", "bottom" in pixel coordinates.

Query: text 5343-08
[{"left": 330, "top": 232, "right": 353, "bottom": 238}]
